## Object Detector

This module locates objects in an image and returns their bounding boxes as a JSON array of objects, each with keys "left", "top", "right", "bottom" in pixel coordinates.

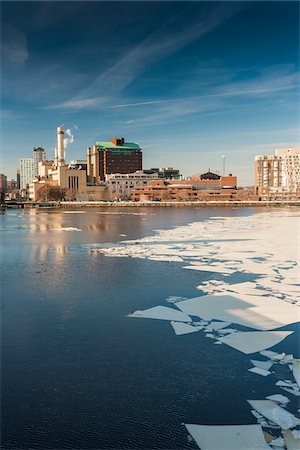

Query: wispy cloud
[
  {"left": 45, "top": 97, "right": 105, "bottom": 111},
  {"left": 115, "top": 65, "right": 299, "bottom": 127},
  {"left": 46, "top": 3, "right": 241, "bottom": 110},
  {"left": 1, "top": 24, "right": 28, "bottom": 66}
]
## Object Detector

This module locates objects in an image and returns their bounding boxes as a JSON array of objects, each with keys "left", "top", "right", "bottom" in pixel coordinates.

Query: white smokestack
[
  {"left": 54, "top": 147, "right": 58, "bottom": 166},
  {"left": 57, "top": 127, "right": 65, "bottom": 166}
]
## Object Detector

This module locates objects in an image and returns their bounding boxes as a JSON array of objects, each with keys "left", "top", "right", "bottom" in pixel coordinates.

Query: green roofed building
[{"left": 87, "top": 137, "right": 142, "bottom": 183}]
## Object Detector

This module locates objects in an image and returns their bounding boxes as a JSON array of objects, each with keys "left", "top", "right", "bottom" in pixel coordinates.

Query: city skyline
[{"left": 1, "top": 1, "right": 299, "bottom": 184}]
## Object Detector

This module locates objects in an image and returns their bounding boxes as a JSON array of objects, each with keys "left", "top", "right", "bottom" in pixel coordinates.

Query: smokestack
[
  {"left": 87, "top": 147, "right": 92, "bottom": 178},
  {"left": 54, "top": 147, "right": 58, "bottom": 167},
  {"left": 57, "top": 127, "right": 65, "bottom": 166}
]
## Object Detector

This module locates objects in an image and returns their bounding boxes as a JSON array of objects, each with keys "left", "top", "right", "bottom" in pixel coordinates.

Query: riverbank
[
  {"left": 61, "top": 200, "right": 300, "bottom": 207},
  {"left": 4, "top": 200, "right": 300, "bottom": 209}
]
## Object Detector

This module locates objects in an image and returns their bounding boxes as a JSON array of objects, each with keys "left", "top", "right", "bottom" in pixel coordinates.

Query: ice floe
[
  {"left": 265, "top": 394, "right": 289, "bottom": 404},
  {"left": 250, "top": 360, "right": 274, "bottom": 371},
  {"left": 175, "top": 294, "right": 299, "bottom": 331},
  {"left": 292, "top": 359, "right": 300, "bottom": 388},
  {"left": 248, "top": 367, "right": 272, "bottom": 376},
  {"left": 93, "top": 211, "right": 300, "bottom": 442},
  {"left": 248, "top": 400, "right": 300, "bottom": 429},
  {"left": 283, "top": 430, "right": 300, "bottom": 450},
  {"left": 185, "top": 423, "right": 272, "bottom": 449},
  {"left": 52, "top": 227, "right": 82, "bottom": 231},
  {"left": 217, "top": 331, "right": 293, "bottom": 354},
  {"left": 127, "top": 305, "right": 192, "bottom": 323},
  {"left": 269, "top": 436, "right": 285, "bottom": 447},
  {"left": 170, "top": 321, "right": 202, "bottom": 335}
]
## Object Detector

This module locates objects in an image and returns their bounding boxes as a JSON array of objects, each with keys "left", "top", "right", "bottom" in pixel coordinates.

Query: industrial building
[
  {"left": 87, "top": 137, "right": 142, "bottom": 183},
  {"left": 28, "top": 127, "right": 87, "bottom": 201}
]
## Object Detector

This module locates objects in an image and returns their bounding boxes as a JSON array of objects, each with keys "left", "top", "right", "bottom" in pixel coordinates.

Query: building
[
  {"left": 20, "top": 157, "right": 34, "bottom": 189},
  {"left": 16, "top": 169, "right": 20, "bottom": 189},
  {"left": 33, "top": 147, "right": 46, "bottom": 177},
  {"left": 254, "top": 147, "right": 300, "bottom": 199},
  {"left": 130, "top": 174, "right": 251, "bottom": 202},
  {"left": 28, "top": 128, "right": 87, "bottom": 201},
  {"left": 69, "top": 160, "right": 87, "bottom": 171},
  {"left": 0, "top": 174, "right": 7, "bottom": 193},
  {"left": 276, "top": 147, "right": 300, "bottom": 193},
  {"left": 87, "top": 137, "right": 142, "bottom": 183},
  {"left": 106, "top": 171, "right": 157, "bottom": 200},
  {"left": 144, "top": 167, "right": 181, "bottom": 180}
]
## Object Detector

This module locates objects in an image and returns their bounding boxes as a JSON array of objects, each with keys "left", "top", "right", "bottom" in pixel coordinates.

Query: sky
[{"left": 1, "top": 1, "right": 299, "bottom": 184}]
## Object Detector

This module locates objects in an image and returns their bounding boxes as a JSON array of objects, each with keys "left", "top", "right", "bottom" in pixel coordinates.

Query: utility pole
[{"left": 221, "top": 155, "right": 226, "bottom": 176}]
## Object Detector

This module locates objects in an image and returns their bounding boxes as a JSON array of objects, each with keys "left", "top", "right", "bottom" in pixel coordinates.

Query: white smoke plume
[{"left": 64, "top": 128, "right": 74, "bottom": 148}]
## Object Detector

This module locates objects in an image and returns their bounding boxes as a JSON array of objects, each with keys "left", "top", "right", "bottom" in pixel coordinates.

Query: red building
[
  {"left": 87, "top": 137, "right": 142, "bottom": 183},
  {"left": 131, "top": 174, "right": 258, "bottom": 202}
]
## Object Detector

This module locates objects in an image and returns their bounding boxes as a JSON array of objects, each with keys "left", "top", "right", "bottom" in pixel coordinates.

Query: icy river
[{"left": 1, "top": 206, "right": 300, "bottom": 449}]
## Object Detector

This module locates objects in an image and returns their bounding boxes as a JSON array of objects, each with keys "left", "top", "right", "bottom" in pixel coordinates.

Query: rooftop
[{"left": 96, "top": 141, "right": 141, "bottom": 151}]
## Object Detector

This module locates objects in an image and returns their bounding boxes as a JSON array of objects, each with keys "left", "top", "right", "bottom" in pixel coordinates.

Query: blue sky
[{"left": 1, "top": 1, "right": 299, "bottom": 184}]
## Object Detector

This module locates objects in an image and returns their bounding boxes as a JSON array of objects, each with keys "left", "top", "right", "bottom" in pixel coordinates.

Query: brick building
[
  {"left": 131, "top": 175, "right": 257, "bottom": 202},
  {"left": 87, "top": 137, "right": 142, "bottom": 183}
]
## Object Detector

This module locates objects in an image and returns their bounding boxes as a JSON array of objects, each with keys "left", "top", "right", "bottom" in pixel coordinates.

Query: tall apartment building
[
  {"left": 33, "top": 147, "right": 46, "bottom": 177},
  {"left": 276, "top": 147, "right": 300, "bottom": 193},
  {"left": 20, "top": 158, "right": 34, "bottom": 189},
  {"left": 0, "top": 174, "right": 7, "bottom": 193},
  {"left": 254, "top": 147, "right": 300, "bottom": 198},
  {"left": 87, "top": 137, "right": 142, "bottom": 183},
  {"left": 16, "top": 168, "right": 20, "bottom": 189}
]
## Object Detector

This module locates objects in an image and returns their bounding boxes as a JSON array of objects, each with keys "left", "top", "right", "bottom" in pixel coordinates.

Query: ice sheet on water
[
  {"left": 204, "top": 321, "right": 231, "bottom": 332},
  {"left": 183, "top": 265, "right": 234, "bottom": 275},
  {"left": 269, "top": 436, "right": 285, "bottom": 448},
  {"left": 248, "top": 400, "right": 300, "bottom": 430},
  {"left": 283, "top": 430, "right": 300, "bottom": 450},
  {"left": 175, "top": 294, "right": 299, "bottom": 331},
  {"left": 52, "top": 227, "right": 82, "bottom": 231},
  {"left": 292, "top": 359, "right": 300, "bottom": 388},
  {"left": 250, "top": 360, "right": 274, "bottom": 371},
  {"left": 265, "top": 394, "right": 289, "bottom": 404},
  {"left": 218, "top": 328, "right": 237, "bottom": 334},
  {"left": 148, "top": 255, "right": 183, "bottom": 262},
  {"left": 248, "top": 367, "right": 271, "bottom": 376},
  {"left": 170, "top": 321, "right": 202, "bottom": 335},
  {"left": 218, "top": 331, "right": 293, "bottom": 354},
  {"left": 184, "top": 423, "right": 272, "bottom": 450},
  {"left": 63, "top": 211, "right": 86, "bottom": 214},
  {"left": 281, "top": 387, "right": 300, "bottom": 397},
  {"left": 205, "top": 333, "right": 215, "bottom": 339},
  {"left": 127, "top": 306, "right": 192, "bottom": 322},
  {"left": 260, "top": 350, "right": 280, "bottom": 358}
]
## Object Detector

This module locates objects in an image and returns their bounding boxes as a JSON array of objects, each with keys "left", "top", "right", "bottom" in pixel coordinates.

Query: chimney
[{"left": 57, "top": 127, "right": 65, "bottom": 166}]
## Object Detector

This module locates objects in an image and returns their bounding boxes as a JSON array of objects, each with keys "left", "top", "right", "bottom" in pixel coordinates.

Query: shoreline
[
  {"left": 4, "top": 200, "right": 300, "bottom": 209},
  {"left": 61, "top": 200, "right": 300, "bottom": 208}
]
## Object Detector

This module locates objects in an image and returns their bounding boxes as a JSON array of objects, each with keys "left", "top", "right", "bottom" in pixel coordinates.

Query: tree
[{"left": 37, "top": 184, "right": 65, "bottom": 201}]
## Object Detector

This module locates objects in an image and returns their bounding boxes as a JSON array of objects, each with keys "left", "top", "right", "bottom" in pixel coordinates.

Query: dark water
[{"left": 1, "top": 207, "right": 299, "bottom": 449}]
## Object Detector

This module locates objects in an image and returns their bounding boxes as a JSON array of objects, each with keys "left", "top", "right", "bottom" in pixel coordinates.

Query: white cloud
[
  {"left": 46, "top": 3, "right": 241, "bottom": 110},
  {"left": 1, "top": 25, "right": 28, "bottom": 66}
]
